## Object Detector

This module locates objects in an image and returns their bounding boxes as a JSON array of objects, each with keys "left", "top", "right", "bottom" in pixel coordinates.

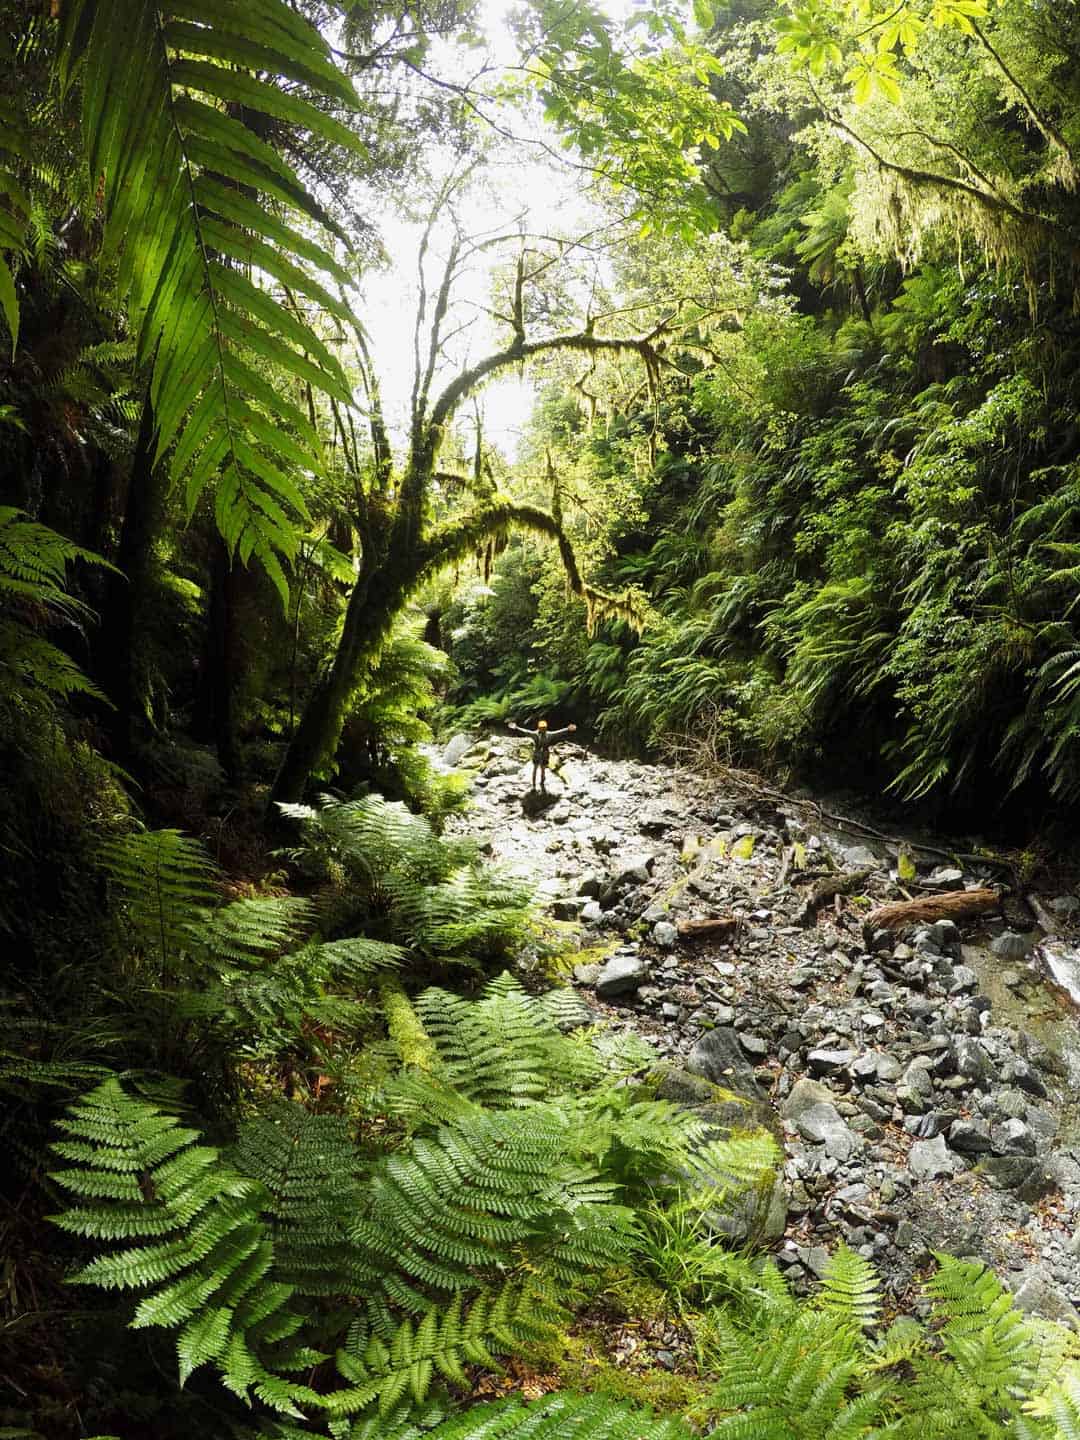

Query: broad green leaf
[
  {"left": 164, "top": 20, "right": 356, "bottom": 108},
  {"left": 170, "top": 61, "right": 367, "bottom": 158}
]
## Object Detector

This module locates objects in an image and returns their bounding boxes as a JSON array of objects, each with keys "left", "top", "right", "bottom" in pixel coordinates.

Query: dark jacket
[{"left": 510, "top": 724, "right": 573, "bottom": 764}]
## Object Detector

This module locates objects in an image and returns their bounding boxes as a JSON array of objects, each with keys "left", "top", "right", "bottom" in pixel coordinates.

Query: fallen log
[
  {"left": 864, "top": 888, "right": 1000, "bottom": 933},
  {"left": 677, "top": 916, "right": 739, "bottom": 942}
]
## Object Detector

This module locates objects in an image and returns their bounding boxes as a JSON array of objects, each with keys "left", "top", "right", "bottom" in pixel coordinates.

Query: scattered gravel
[{"left": 438, "top": 734, "right": 1080, "bottom": 1320}]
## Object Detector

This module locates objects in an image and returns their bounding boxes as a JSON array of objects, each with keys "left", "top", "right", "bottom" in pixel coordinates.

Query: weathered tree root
[{"left": 797, "top": 868, "right": 875, "bottom": 926}]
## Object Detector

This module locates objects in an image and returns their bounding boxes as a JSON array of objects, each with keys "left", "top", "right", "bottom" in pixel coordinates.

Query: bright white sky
[{"left": 356, "top": 0, "right": 638, "bottom": 458}]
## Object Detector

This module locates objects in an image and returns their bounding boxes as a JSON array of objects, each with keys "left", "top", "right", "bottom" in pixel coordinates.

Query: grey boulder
[
  {"left": 796, "top": 1102, "right": 858, "bottom": 1162},
  {"left": 594, "top": 954, "right": 649, "bottom": 999},
  {"left": 442, "top": 732, "right": 475, "bottom": 766},
  {"left": 908, "top": 1134, "right": 958, "bottom": 1180},
  {"left": 688, "top": 1027, "right": 767, "bottom": 1100}
]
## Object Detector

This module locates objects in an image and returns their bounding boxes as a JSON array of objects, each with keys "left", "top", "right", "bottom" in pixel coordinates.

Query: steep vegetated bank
[
  {"left": 442, "top": 1, "right": 1080, "bottom": 835},
  {"left": 6, "top": 0, "right": 1080, "bottom": 1433}
]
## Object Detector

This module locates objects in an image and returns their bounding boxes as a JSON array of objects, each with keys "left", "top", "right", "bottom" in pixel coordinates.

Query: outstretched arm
[
  {"left": 546, "top": 725, "right": 578, "bottom": 740},
  {"left": 508, "top": 722, "right": 533, "bottom": 736}
]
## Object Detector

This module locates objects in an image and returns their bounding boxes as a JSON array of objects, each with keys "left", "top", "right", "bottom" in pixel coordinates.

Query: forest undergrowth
[{"left": 8, "top": 0, "right": 1080, "bottom": 1433}]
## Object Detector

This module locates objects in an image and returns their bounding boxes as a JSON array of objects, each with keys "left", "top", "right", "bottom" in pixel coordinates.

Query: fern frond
[
  {"left": 197, "top": 896, "right": 314, "bottom": 965},
  {"left": 0, "top": 508, "right": 113, "bottom": 706},
  {"left": 705, "top": 1306, "right": 883, "bottom": 1440},
  {"left": 235, "top": 1104, "right": 373, "bottom": 1298},
  {"left": 687, "top": 1131, "right": 782, "bottom": 1196},
  {"left": 329, "top": 1282, "right": 562, "bottom": 1417},
  {"left": 926, "top": 1253, "right": 1038, "bottom": 1392},
  {"left": 817, "top": 1244, "right": 882, "bottom": 1331},
  {"left": 412, "top": 975, "right": 601, "bottom": 1108},
  {"left": 57, "top": 0, "right": 364, "bottom": 597},
  {"left": 48, "top": 1080, "right": 311, "bottom": 1408},
  {"left": 376, "top": 1392, "right": 695, "bottom": 1440},
  {"left": 351, "top": 1106, "right": 628, "bottom": 1303},
  {"left": 100, "top": 829, "right": 219, "bottom": 971},
  {"left": 284, "top": 795, "right": 534, "bottom": 965}
]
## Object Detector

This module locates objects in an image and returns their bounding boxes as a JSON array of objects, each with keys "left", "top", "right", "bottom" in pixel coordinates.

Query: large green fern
[
  {"left": 351, "top": 1106, "right": 629, "bottom": 1307},
  {"left": 101, "top": 828, "right": 221, "bottom": 972},
  {"left": 56, "top": 0, "right": 363, "bottom": 598},
  {"left": 0, "top": 507, "right": 111, "bottom": 710},
  {"left": 704, "top": 1306, "right": 893, "bottom": 1440},
  {"left": 410, "top": 1393, "right": 694, "bottom": 1440},
  {"left": 410, "top": 977, "right": 603, "bottom": 1107},
  {"left": 281, "top": 794, "right": 534, "bottom": 966},
  {"left": 331, "top": 1282, "right": 562, "bottom": 1420},
  {"left": 234, "top": 1104, "right": 371, "bottom": 1299},
  {"left": 101, "top": 826, "right": 403, "bottom": 1064},
  {"left": 816, "top": 1244, "right": 882, "bottom": 1332},
  {"left": 48, "top": 1079, "right": 319, "bottom": 1414},
  {"left": 895, "top": 1255, "right": 1049, "bottom": 1437}
]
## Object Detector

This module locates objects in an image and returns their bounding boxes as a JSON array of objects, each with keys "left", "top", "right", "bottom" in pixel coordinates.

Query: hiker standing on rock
[{"left": 509, "top": 719, "right": 576, "bottom": 793}]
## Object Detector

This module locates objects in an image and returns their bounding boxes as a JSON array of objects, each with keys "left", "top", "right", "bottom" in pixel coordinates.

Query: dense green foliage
[
  {"left": 443, "top": 0, "right": 1080, "bottom": 827},
  {"left": 8, "top": 0, "right": 1080, "bottom": 1433},
  {"left": 41, "top": 972, "right": 778, "bottom": 1430}
]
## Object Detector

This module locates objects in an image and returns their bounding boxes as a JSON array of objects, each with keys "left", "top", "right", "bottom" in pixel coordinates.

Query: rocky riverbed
[{"left": 438, "top": 731, "right": 1080, "bottom": 1326}]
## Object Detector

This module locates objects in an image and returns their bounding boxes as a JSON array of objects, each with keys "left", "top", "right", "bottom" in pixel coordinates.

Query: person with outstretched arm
[{"left": 509, "top": 719, "right": 577, "bottom": 793}]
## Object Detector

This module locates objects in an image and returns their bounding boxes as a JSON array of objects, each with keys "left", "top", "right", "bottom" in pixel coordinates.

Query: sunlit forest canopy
[{"left": 8, "top": 0, "right": 1080, "bottom": 1435}]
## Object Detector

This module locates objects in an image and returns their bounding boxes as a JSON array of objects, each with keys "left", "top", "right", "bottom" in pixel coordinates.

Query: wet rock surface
[{"left": 436, "top": 733, "right": 1080, "bottom": 1318}]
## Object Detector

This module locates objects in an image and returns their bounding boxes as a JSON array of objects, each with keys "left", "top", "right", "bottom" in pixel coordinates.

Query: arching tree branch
[
  {"left": 427, "top": 328, "right": 663, "bottom": 439},
  {"left": 417, "top": 500, "right": 646, "bottom": 631}
]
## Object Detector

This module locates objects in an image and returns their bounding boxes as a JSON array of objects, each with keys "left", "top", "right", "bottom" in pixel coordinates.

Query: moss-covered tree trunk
[
  {"left": 268, "top": 283, "right": 657, "bottom": 812},
  {"left": 269, "top": 559, "right": 409, "bottom": 807}
]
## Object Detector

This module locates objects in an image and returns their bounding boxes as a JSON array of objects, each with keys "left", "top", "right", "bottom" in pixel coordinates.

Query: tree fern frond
[
  {"left": 407, "top": 1394, "right": 694, "bottom": 1440},
  {"left": 235, "top": 1104, "right": 372, "bottom": 1298},
  {"left": 0, "top": 508, "right": 113, "bottom": 706},
  {"left": 686, "top": 1131, "right": 782, "bottom": 1197},
  {"left": 926, "top": 1253, "right": 1038, "bottom": 1391},
  {"left": 351, "top": 1107, "right": 627, "bottom": 1302},
  {"left": 412, "top": 975, "right": 601, "bottom": 1108},
  {"left": 56, "top": 0, "right": 364, "bottom": 598},
  {"left": 283, "top": 795, "right": 534, "bottom": 965},
  {"left": 198, "top": 896, "right": 315, "bottom": 965},
  {"left": 329, "top": 1282, "right": 562, "bottom": 1417}
]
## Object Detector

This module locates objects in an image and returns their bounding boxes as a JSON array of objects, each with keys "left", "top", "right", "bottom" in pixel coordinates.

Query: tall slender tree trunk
[
  {"left": 97, "top": 390, "right": 163, "bottom": 758},
  {"left": 853, "top": 265, "right": 872, "bottom": 326},
  {"left": 194, "top": 536, "right": 242, "bottom": 782}
]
